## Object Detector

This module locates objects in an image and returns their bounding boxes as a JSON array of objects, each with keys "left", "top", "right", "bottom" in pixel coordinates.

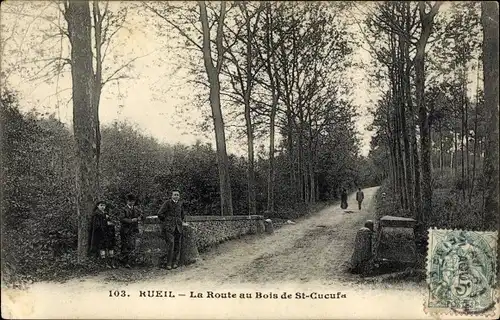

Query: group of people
[
  {"left": 340, "top": 187, "right": 365, "bottom": 210},
  {"left": 89, "top": 187, "right": 368, "bottom": 271},
  {"left": 88, "top": 190, "right": 186, "bottom": 270}
]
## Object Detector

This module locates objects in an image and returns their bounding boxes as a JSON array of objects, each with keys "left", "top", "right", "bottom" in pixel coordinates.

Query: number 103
[{"left": 109, "top": 290, "right": 128, "bottom": 297}]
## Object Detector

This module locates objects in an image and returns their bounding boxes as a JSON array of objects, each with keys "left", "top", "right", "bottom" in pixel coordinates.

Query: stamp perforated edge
[{"left": 423, "top": 228, "right": 499, "bottom": 318}]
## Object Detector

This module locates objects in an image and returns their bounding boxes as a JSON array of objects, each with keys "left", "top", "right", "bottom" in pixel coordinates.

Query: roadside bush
[
  {"left": 429, "top": 189, "right": 484, "bottom": 230},
  {"left": 373, "top": 181, "right": 409, "bottom": 221},
  {"left": 374, "top": 170, "right": 490, "bottom": 269},
  {"left": 375, "top": 175, "right": 486, "bottom": 230}
]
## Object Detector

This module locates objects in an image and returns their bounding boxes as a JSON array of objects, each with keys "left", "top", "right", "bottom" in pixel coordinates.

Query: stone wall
[
  {"left": 185, "top": 215, "right": 265, "bottom": 252},
  {"left": 135, "top": 215, "right": 265, "bottom": 265}
]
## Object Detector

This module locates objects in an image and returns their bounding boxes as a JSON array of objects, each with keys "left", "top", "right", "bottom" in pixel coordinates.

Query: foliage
[
  {"left": 375, "top": 172, "right": 487, "bottom": 230},
  {"left": 2, "top": 87, "right": 363, "bottom": 284},
  {"left": 1, "top": 90, "right": 79, "bottom": 284},
  {"left": 361, "top": 1, "right": 496, "bottom": 231}
]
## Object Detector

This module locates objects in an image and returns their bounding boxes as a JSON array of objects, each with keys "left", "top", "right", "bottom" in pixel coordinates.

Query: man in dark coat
[
  {"left": 356, "top": 188, "right": 365, "bottom": 210},
  {"left": 340, "top": 188, "right": 348, "bottom": 209},
  {"left": 119, "top": 193, "right": 142, "bottom": 268},
  {"left": 157, "top": 189, "right": 185, "bottom": 270}
]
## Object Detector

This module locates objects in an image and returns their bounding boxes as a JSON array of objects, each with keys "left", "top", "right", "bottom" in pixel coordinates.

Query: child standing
[
  {"left": 119, "top": 193, "right": 142, "bottom": 268},
  {"left": 89, "top": 201, "right": 117, "bottom": 268}
]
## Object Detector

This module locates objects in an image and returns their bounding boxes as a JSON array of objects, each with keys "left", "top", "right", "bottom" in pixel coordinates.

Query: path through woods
[{"left": 3, "top": 187, "right": 428, "bottom": 319}]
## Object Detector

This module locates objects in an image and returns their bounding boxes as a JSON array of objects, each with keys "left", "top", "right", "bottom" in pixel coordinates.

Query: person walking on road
[
  {"left": 356, "top": 188, "right": 365, "bottom": 210},
  {"left": 340, "top": 188, "right": 348, "bottom": 209}
]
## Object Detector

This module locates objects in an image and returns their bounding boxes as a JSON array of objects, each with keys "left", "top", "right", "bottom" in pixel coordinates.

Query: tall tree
[
  {"left": 90, "top": 1, "right": 137, "bottom": 177},
  {"left": 262, "top": 2, "right": 281, "bottom": 213},
  {"left": 469, "top": 60, "right": 481, "bottom": 203},
  {"left": 145, "top": 1, "right": 235, "bottom": 216},
  {"left": 356, "top": 1, "right": 419, "bottom": 217},
  {"left": 199, "top": 1, "right": 234, "bottom": 216},
  {"left": 62, "top": 1, "right": 98, "bottom": 262},
  {"left": 415, "top": 2, "right": 442, "bottom": 225},
  {"left": 222, "top": 2, "right": 266, "bottom": 216},
  {"left": 481, "top": 1, "right": 499, "bottom": 229}
]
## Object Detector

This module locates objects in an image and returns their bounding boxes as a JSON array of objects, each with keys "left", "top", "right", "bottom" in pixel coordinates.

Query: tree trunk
[
  {"left": 304, "top": 169, "right": 309, "bottom": 203},
  {"left": 297, "top": 110, "right": 305, "bottom": 202},
  {"left": 450, "top": 147, "right": 454, "bottom": 171},
  {"left": 392, "top": 115, "right": 403, "bottom": 205},
  {"left": 281, "top": 49, "right": 295, "bottom": 196},
  {"left": 439, "top": 122, "right": 444, "bottom": 171},
  {"left": 386, "top": 106, "right": 398, "bottom": 194},
  {"left": 454, "top": 130, "right": 458, "bottom": 174},
  {"left": 265, "top": 6, "right": 277, "bottom": 213},
  {"left": 398, "top": 30, "right": 413, "bottom": 214},
  {"left": 481, "top": 1, "right": 499, "bottom": 229},
  {"left": 267, "top": 93, "right": 277, "bottom": 213},
  {"left": 393, "top": 109, "right": 406, "bottom": 208},
  {"left": 461, "top": 68, "right": 466, "bottom": 200},
  {"left": 64, "top": 1, "right": 99, "bottom": 263},
  {"left": 389, "top": 26, "right": 407, "bottom": 210},
  {"left": 469, "top": 60, "right": 481, "bottom": 203},
  {"left": 389, "top": 139, "right": 398, "bottom": 194},
  {"left": 297, "top": 130, "right": 303, "bottom": 201},
  {"left": 199, "top": 1, "right": 233, "bottom": 216},
  {"left": 244, "top": 13, "right": 256, "bottom": 216},
  {"left": 245, "top": 97, "right": 256, "bottom": 215},
  {"left": 308, "top": 117, "right": 315, "bottom": 204},
  {"left": 403, "top": 1, "right": 421, "bottom": 219},
  {"left": 92, "top": 0, "right": 102, "bottom": 188},
  {"left": 287, "top": 104, "right": 295, "bottom": 192},
  {"left": 415, "top": 2, "right": 441, "bottom": 225},
  {"left": 465, "top": 74, "right": 470, "bottom": 194},
  {"left": 416, "top": 50, "right": 432, "bottom": 225},
  {"left": 387, "top": 142, "right": 396, "bottom": 192}
]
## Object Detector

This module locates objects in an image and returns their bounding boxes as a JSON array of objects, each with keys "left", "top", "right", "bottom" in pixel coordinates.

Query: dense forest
[
  {"left": 361, "top": 2, "right": 499, "bottom": 243},
  {"left": 360, "top": 2, "right": 500, "bottom": 268}
]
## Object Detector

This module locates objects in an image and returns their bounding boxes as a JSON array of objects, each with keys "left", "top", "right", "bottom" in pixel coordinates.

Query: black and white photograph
[{"left": 1, "top": 1, "right": 499, "bottom": 319}]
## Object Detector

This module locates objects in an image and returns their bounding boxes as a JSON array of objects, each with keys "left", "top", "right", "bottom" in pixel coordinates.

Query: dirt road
[
  {"left": 3, "top": 187, "right": 435, "bottom": 319},
  {"left": 162, "top": 186, "right": 378, "bottom": 285}
]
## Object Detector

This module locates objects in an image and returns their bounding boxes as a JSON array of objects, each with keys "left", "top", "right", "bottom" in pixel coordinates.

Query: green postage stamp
[{"left": 426, "top": 229, "right": 498, "bottom": 316}]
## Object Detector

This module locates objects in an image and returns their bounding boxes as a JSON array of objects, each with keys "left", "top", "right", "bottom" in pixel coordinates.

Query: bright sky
[{"left": 1, "top": 1, "right": 376, "bottom": 157}]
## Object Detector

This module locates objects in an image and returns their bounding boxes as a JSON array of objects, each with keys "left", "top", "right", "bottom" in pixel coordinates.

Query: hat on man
[{"left": 126, "top": 193, "right": 136, "bottom": 202}]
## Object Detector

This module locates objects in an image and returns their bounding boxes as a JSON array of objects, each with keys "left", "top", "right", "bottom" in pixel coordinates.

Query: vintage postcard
[{"left": 1, "top": 1, "right": 499, "bottom": 319}]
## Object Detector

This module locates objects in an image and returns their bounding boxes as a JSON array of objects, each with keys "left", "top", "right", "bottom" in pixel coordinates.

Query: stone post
[
  {"left": 264, "top": 219, "right": 274, "bottom": 234},
  {"left": 181, "top": 224, "right": 199, "bottom": 265}
]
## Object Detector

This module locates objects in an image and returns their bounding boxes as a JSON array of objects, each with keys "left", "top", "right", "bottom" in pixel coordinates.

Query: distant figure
[
  {"left": 119, "top": 193, "right": 142, "bottom": 268},
  {"left": 356, "top": 188, "right": 365, "bottom": 210},
  {"left": 89, "top": 201, "right": 117, "bottom": 268},
  {"left": 340, "top": 188, "right": 348, "bottom": 209},
  {"left": 157, "top": 189, "right": 186, "bottom": 270},
  {"left": 349, "top": 220, "right": 375, "bottom": 274}
]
